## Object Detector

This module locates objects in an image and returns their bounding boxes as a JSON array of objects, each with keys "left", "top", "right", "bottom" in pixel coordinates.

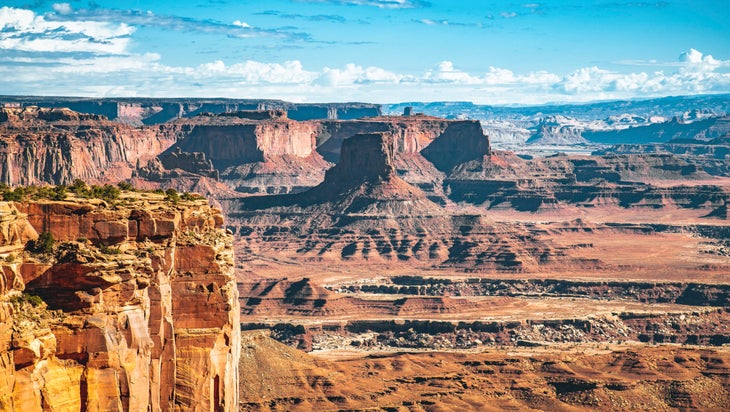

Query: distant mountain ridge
[
  {"left": 0, "top": 96, "right": 381, "bottom": 125},
  {"left": 386, "top": 94, "right": 730, "bottom": 147},
  {"left": 384, "top": 94, "right": 730, "bottom": 121}
]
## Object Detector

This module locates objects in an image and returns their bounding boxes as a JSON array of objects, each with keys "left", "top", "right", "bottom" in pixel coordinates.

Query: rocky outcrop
[
  {"left": 0, "top": 97, "right": 381, "bottom": 125},
  {"left": 594, "top": 138, "right": 730, "bottom": 176},
  {"left": 584, "top": 115, "right": 730, "bottom": 144},
  {"left": 0, "top": 192, "right": 238, "bottom": 411},
  {"left": 526, "top": 115, "right": 587, "bottom": 145},
  {"left": 315, "top": 116, "right": 488, "bottom": 164},
  {"left": 0, "top": 107, "right": 493, "bottom": 197},
  {"left": 0, "top": 107, "right": 178, "bottom": 186},
  {"left": 136, "top": 147, "right": 219, "bottom": 181},
  {"left": 235, "top": 132, "right": 442, "bottom": 216},
  {"left": 227, "top": 133, "right": 573, "bottom": 272},
  {"left": 445, "top": 151, "right": 726, "bottom": 212},
  {"left": 166, "top": 115, "right": 331, "bottom": 195},
  {"left": 238, "top": 334, "right": 730, "bottom": 411}
]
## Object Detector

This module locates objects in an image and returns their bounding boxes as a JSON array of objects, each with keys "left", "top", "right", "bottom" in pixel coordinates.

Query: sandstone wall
[
  {"left": 0, "top": 108, "right": 178, "bottom": 186},
  {"left": 175, "top": 122, "right": 319, "bottom": 169},
  {"left": 0, "top": 194, "right": 238, "bottom": 411}
]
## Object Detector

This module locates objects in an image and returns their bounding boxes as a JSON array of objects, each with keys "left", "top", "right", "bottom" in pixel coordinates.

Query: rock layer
[
  {"left": 0, "top": 192, "right": 238, "bottom": 411},
  {"left": 0, "top": 97, "right": 381, "bottom": 125},
  {"left": 0, "top": 107, "right": 177, "bottom": 185}
]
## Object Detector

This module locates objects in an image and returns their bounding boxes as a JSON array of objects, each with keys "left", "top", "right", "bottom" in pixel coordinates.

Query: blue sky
[{"left": 0, "top": 0, "right": 729, "bottom": 103}]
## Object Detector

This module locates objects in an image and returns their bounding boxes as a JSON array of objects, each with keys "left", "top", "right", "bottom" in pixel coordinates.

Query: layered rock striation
[
  {"left": 0, "top": 97, "right": 381, "bottom": 125},
  {"left": 228, "top": 133, "right": 568, "bottom": 272},
  {"left": 0, "top": 192, "right": 238, "bottom": 411},
  {"left": 0, "top": 107, "right": 177, "bottom": 186}
]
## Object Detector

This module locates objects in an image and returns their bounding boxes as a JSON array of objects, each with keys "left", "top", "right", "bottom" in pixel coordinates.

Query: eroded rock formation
[
  {"left": 0, "top": 107, "right": 177, "bottom": 185},
  {"left": 0, "top": 97, "right": 381, "bottom": 125},
  {"left": 0, "top": 192, "right": 238, "bottom": 411},
  {"left": 238, "top": 331, "right": 730, "bottom": 411}
]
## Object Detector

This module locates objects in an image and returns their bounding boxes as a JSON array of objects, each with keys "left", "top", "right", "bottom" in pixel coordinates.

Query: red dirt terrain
[
  {"left": 227, "top": 122, "right": 730, "bottom": 411},
  {"left": 239, "top": 331, "right": 730, "bottom": 411},
  {"left": 2, "top": 106, "right": 730, "bottom": 411}
]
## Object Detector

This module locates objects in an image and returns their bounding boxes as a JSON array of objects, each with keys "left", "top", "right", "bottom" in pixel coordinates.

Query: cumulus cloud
[
  {"left": 0, "top": 6, "right": 133, "bottom": 54},
  {"left": 0, "top": 14, "right": 727, "bottom": 105},
  {"left": 679, "top": 48, "right": 722, "bottom": 72},
  {"left": 232, "top": 20, "right": 251, "bottom": 28},
  {"left": 51, "top": 3, "right": 72, "bottom": 15},
  {"left": 2, "top": 52, "right": 729, "bottom": 104},
  {"left": 317, "top": 64, "right": 404, "bottom": 86}
]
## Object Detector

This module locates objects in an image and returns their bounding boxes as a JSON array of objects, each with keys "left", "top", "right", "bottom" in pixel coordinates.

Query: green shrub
[
  {"left": 165, "top": 188, "right": 180, "bottom": 203},
  {"left": 26, "top": 294, "right": 43, "bottom": 307},
  {"left": 2, "top": 187, "right": 24, "bottom": 202},
  {"left": 26, "top": 232, "right": 55, "bottom": 254},
  {"left": 52, "top": 185, "right": 67, "bottom": 200},
  {"left": 88, "top": 184, "right": 120, "bottom": 202},
  {"left": 117, "top": 181, "right": 134, "bottom": 191},
  {"left": 99, "top": 244, "right": 121, "bottom": 255},
  {"left": 10, "top": 293, "right": 44, "bottom": 308},
  {"left": 70, "top": 179, "right": 88, "bottom": 195}
]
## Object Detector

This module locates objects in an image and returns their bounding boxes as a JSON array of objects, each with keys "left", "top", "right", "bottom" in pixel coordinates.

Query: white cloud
[
  {"left": 679, "top": 48, "right": 722, "bottom": 72},
  {"left": 0, "top": 6, "right": 133, "bottom": 54},
  {"left": 317, "top": 63, "right": 403, "bottom": 86},
  {"left": 0, "top": 20, "right": 728, "bottom": 106},
  {"left": 52, "top": 3, "right": 73, "bottom": 15},
  {"left": 232, "top": 20, "right": 251, "bottom": 28},
  {"left": 2, "top": 54, "right": 728, "bottom": 104}
]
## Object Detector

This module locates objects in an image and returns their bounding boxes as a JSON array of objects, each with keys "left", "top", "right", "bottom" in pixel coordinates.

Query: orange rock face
[
  {"left": 0, "top": 193, "right": 238, "bottom": 411},
  {"left": 0, "top": 107, "right": 178, "bottom": 186}
]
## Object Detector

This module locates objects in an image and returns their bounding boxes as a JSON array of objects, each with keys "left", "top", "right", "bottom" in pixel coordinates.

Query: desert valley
[{"left": 0, "top": 95, "right": 727, "bottom": 410}]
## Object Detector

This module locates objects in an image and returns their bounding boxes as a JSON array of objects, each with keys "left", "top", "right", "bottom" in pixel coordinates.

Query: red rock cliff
[
  {"left": 0, "top": 192, "right": 239, "bottom": 411},
  {"left": 0, "top": 107, "right": 178, "bottom": 186}
]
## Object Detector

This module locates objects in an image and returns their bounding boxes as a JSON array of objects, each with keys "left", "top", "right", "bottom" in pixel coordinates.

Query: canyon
[
  {"left": 0, "top": 190, "right": 239, "bottom": 411},
  {"left": 0, "top": 97, "right": 729, "bottom": 411}
]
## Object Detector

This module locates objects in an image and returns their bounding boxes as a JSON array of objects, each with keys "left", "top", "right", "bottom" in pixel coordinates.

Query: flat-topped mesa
[
  {"left": 235, "top": 131, "right": 443, "bottom": 216},
  {"left": 326, "top": 132, "right": 396, "bottom": 186},
  {"left": 172, "top": 116, "right": 320, "bottom": 167},
  {"left": 0, "top": 96, "right": 382, "bottom": 124},
  {"left": 420, "top": 119, "right": 491, "bottom": 172},
  {"left": 311, "top": 131, "right": 442, "bottom": 215},
  {"left": 136, "top": 147, "right": 219, "bottom": 181},
  {"left": 316, "top": 117, "right": 490, "bottom": 165},
  {"left": 0, "top": 106, "right": 107, "bottom": 123},
  {"left": 215, "top": 109, "right": 288, "bottom": 121}
]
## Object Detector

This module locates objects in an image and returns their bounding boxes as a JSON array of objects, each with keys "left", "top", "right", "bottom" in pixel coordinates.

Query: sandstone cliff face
[
  {"left": 227, "top": 133, "right": 564, "bottom": 272},
  {"left": 164, "top": 116, "right": 330, "bottom": 195},
  {"left": 0, "top": 97, "right": 381, "bottom": 125},
  {"left": 0, "top": 192, "right": 238, "bottom": 411},
  {"left": 315, "top": 116, "right": 488, "bottom": 164},
  {"left": 0, "top": 107, "right": 177, "bottom": 186},
  {"left": 0, "top": 108, "right": 491, "bottom": 197}
]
